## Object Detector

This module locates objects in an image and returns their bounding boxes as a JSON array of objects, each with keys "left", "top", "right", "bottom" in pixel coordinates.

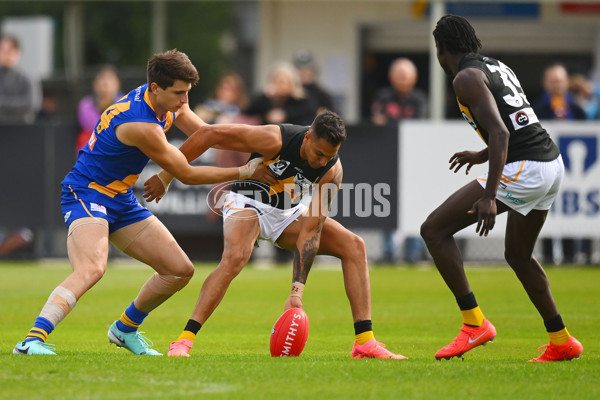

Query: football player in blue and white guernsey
[{"left": 13, "top": 50, "right": 263, "bottom": 356}]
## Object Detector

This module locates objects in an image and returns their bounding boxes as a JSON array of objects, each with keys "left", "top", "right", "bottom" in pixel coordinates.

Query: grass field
[{"left": 1, "top": 260, "right": 598, "bottom": 400}]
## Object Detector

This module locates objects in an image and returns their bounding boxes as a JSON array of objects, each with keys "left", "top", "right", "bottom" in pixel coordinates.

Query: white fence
[{"left": 398, "top": 120, "right": 600, "bottom": 263}]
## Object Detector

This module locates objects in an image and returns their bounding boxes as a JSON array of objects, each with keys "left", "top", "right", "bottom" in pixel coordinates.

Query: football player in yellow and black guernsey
[
  {"left": 421, "top": 14, "right": 582, "bottom": 362},
  {"left": 144, "top": 110, "right": 407, "bottom": 359}
]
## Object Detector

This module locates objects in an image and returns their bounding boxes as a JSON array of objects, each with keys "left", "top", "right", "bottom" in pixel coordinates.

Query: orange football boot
[
  {"left": 435, "top": 318, "right": 496, "bottom": 360},
  {"left": 351, "top": 339, "right": 407, "bottom": 360},
  {"left": 528, "top": 336, "right": 583, "bottom": 362},
  {"left": 167, "top": 338, "right": 193, "bottom": 357}
]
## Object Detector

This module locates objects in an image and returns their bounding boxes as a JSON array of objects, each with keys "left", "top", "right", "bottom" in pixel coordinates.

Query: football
[{"left": 270, "top": 307, "right": 309, "bottom": 357}]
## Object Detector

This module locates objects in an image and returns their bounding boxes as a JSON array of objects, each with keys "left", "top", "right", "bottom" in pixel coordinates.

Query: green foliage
[
  {"left": 0, "top": 1, "right": 233, "bottom": 94},
  {"left": 83, "top": 2, "right": 152, "bottom": 67},
  {"left": 1, "top": 262, "right": 599, "bottom": 399},
  {"left": 166, "top": 2, "right": 234, "bottom": 106},
  {"left": 81, "top": 0, "right": 235, "bottom": 104}
]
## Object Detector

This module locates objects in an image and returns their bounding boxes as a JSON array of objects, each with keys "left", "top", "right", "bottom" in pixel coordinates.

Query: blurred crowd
[{"left": 2, "top": 32, "right": 599, "bottom": 263}]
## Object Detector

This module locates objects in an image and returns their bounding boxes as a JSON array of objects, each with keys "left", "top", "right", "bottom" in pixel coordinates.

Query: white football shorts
[
  {"left": 476, "top": 155, "right": 564, "bottom": 216},
  {"left": 222, "top": 191, "right": 307, "bottom": 242}
]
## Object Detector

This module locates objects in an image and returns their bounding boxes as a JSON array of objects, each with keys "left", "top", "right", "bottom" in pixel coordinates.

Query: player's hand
[
  {"left": 468, "top": 197, "right": 497, "bottom": 237},
  {"left": 143, "top": 174, "right": 169, "bottom": 203},
  {"left": 239, "top": 157, "right": 264, "bottom": 179},
  {"left": 449, "top": 151, "right": 486, "bottom": 175},
  {"left": 284, "top": 295, "right": 303, "bottom": 311},
  {"left": 250, "top": 163, "right": 277, "bottom": 186}
]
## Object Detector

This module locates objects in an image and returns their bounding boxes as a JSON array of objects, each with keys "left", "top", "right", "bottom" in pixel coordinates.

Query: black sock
[
  {"left": 354, "top": 320, "right": 373, "bottom": 336},
  {"left": 544, "top": 314, "right": 565, "bottom": 333},
  {"left": 184, "top": 319, "right": 202, "bottom": 334},
  {"left": 456, "top": 292, "right": 478, "bottom": 311}
]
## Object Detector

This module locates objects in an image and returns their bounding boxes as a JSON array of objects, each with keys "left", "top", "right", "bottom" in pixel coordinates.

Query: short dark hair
[
  {"left": 433, "top": 15, "right": 482, "bottom": 55},
  {"left": 147, "top": 49, "right": 199, "bottom": 89},
  {"left": 310, "top": 110, "right": 346, "bottom": 146}
]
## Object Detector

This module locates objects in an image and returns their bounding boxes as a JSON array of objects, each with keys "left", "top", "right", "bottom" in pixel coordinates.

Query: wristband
[
  {"left": 289, "top": 281, "right": 305, "bottom": 298},
  {"left": 157, "top": 174, "right": 171, "bottom": 198},
  {"left": 239, "top": 157, "right": 264, "bottom": 179}
]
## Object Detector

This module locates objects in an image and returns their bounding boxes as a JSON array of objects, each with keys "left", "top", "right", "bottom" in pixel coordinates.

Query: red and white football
[{"left": 270, "top": 307, "right": 309, "bottom": 357}]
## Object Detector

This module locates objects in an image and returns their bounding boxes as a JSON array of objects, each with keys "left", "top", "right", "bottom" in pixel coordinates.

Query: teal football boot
[
  {"left": 13, "top": 340, "right": 56, "bottom": 355},
  {"left": 107, "top": 321, "right": 162, "bottom": 356}
]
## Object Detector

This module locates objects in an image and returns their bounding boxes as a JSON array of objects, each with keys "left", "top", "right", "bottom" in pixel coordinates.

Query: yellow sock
[
  {"left": 177, "top": 330, "right": 196, "bottom": 342},
  {"left": 355, "top": 330, "right": 375, "bottom": 345},
  {"left": 119, "top": 312, "right": 141, "bottom": 330},
  {"left": 548, "top": 328, "right": 570, "bottom": 345},
  {"left": 461, "top": 306, "right": 485, "bottom": 327},
  {"left": 25, "top": 327, "right": 49, "bottom": 343}
]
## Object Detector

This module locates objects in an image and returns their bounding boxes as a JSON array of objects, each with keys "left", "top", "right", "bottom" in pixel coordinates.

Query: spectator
[
  {"left": 370, "top": 57, "right": 428, "bottom": 126},
  {"left": 243, "top": 62, "right": 314, "bottom": 263},
  {"left": 371, "top": 57, "right": 429, "bottom": 264},
  {"left": 532, "top": 64, "right": 587, "bottom": 264},
  {"left": 243, "top": 61, "right": 314, "bottom": 126},
  {"left": 532, "top": 63, "right": 586, "bottom": 121},
  {"left": 195, "top": 71, "right": 249, "bottom": 125},
  {"left": 292, "top": 49, "right": 336, "bottom": 115},
  {"left": 0, "top": 35, "right": 37, "bottom": 123},
  {"left": 570, "top": 73, "right": 600, "bottom": 120},
  {"left": 0, "top": 35, "right": 37, "bottom": 257},
  {"left": 76, "top": 65, "right": 122, "bottom": 152},
  {"left": 195, "top": 72, "right": 254, "bottom": 223}
]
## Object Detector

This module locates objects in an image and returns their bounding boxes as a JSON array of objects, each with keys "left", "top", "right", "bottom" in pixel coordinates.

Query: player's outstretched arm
[
  {"left": 172, "top": 103, "right": 208, "bottom": 137},
  {"left": 117, "top": 122, "right": 260, "bottom": 187},
  {"left": 142, "top": 157, "right": 269, "bottom": 203},
  {"left": 285, "top": 161, "right": 343, "bottom": 310},
  {"left": 144, "top": 123, "right": 283, "bottom": 194},
  {"left": 178, "top": 123, "right": 281, "bottom": 163}
]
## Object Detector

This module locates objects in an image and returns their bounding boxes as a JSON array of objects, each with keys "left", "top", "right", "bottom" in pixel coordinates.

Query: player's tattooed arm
[
  {"left": 292, "top": 216, "right": 326, "bottom": 283},
  {"left": 292, "top": 162, "right": 343, "bottom": 284}
]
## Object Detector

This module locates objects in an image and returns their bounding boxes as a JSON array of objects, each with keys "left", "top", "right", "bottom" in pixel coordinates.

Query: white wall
[
  {"left": 258, "top": 1, "right": 415, "bottom": 123},
  {"left": 257, "top": 1, "right": 600, "bottom": 123},
  {"left": 1, "top": 16, "right": 53, "bottom": 81},
  {"left": 399, "top": 121, "right": 600, "bottom": 239}
]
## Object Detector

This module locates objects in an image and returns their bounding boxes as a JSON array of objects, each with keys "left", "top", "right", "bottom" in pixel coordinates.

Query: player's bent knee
[
  {"left": 172, "top": 257, "right": 195, "bottom": 278},
  {"left": 157, "top": 250, "right": 194, "bottom": 277},
  {"left": 420, "top": 219, "right": 438, "bottom": 246},
  {"left": 336, "top": 234, "right": 366, "bottom": 262},
  {"left": 349, "top": 234, "right": 366, "bottom": 257},
  {"left": 420, "top": 221, "right": 430, "bottom": 241},
  {"left": 182, "top": 260, "right": 195, "bottom": 277},
  {"left": 219, "top": 251, "right": 250, "bottom": 274},
  {"left": 76, "top": 264, "right": 106, "bottom": 285},
  {"left": 504, "top": 251, "right": 548, "bottom": 279},
  {"left": 504, "top": 250, "right": 530, "bottom": 270},
  {"left": 147, "top": 272, "right": 192, "bottom": 295}
]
